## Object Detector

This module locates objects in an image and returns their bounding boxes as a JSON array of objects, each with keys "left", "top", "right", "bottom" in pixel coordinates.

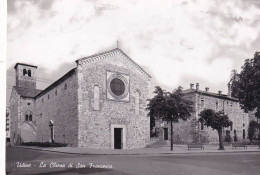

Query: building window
[
  {"left": 216, "top": 102, "right": 218, "bottom": 110},
  {"left": 243, "top": 123, "right": 245, "bottom": 127},
  {"left": 243, "top": 129, "right": 246, "bottom": 139},
  {"left": 29, "top": 115, "right": 32, "bottom": 121},
  {"left": 230, "top": 122, "right": 233, "bottom": 131},
  {"left": 200, "top": 120, "right": 204, "bottom": 130},
  {"left": 28, "top": 70, "right": 31, "bottom": 77},
  {"left": 28, "top": 103, "right": 30, "bottom": 105},
  {"left": 48, "top": 94, "right": 50, "bottom": 99},
  {"left": 55, "top": 90, "right": 57, "bottom": 96},
  {"left": 107, "top": 73, "right": 129, "bottom": 101},
  {"left": 25, "top": 111, "right": 33, "bottom": 121},
  {"left": 42, "top": 98, "right": 44, "bottom": 103},
  {"left": 110, "top": 78, "right": 125, "bottom": 96},
  {"left": 135, "top": 91, "right": 140, "bottom": 114},
  {"left": 201, "top": 99, "right": 204, "bottom": 108},
  {"left": 23, "top": 69, "right": 27, "bottom": 76},
  {"left": 94, "top": 85, "right": 99, "bottom": 110},
  {"left": 25, "top": 114, "right": 29, "bottom": 121},
  {"left": 64, "top": 84, "right": 67, "bottom": 90}
]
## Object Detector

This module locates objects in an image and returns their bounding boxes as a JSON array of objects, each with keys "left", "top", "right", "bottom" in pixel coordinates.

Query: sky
[{"left": 6, "top": 0, "right": 260, "bottom": 105}]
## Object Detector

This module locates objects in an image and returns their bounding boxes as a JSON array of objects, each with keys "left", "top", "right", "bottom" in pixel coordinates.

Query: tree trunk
[
  {"left": 171, "top": 119, "right": 173, "bottom": 151},
  {"left": 258, "top": 132, "right": 260, "bottom": 149},
  {"left": 218, "top": 129, "right": 225, "bottom": 150}
]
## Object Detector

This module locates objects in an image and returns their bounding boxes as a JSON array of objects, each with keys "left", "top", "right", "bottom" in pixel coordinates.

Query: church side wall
[
  {"left": 77, "top": 54, "right": 150, "bottom": 149},
  {"left": 9, "top": 90, "right": 20, "bottom": 146},
  {"left": 35, "top": 73, "right": 78, "bottom": 146}
]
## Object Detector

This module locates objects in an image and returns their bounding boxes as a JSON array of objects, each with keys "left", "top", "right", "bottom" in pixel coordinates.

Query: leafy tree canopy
[
  {"left": 199, "top": 109, "right": 232, "bottom": 150},
  {"left": 146, "top": 86, "right": 194, "bottom": 122},
  {"left": 233, "top": 52, "right": 260, "bottom": 118},
  {"left": 199, "top": 109, "right": 232, "bottom": 130},
  {"left": 146, "top": 86, "right": 194, "bottom": 151}
]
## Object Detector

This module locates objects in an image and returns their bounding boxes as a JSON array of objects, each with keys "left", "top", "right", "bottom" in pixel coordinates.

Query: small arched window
[
  {"left": 25, "top": 111, "right": 33, "bottom": 121},
  {"left": 55, "top": 90, "right": 57, "bottom": 96},
  {"left": 29, "top": 115, "right": 32, "bottom": 121},
  {"left": 25, "top": 114, "right": 29, "bottom": 121},
  {"left": 64, "top": 84, "right": 67, "bottom": 90},
  {"left": 94, "top": 85, "right": 99, "bottom": 110},
  {"left": 23, "top": 69, "right": 27, "bottom": 76},
  {"left": 28, "top": 70, "right": 31, "bottom": 77},
  {"left": 135, "top": 91, "right": 140, "bottom": 114},
  {"left": 48, "top": 94, "right": 50, "bottom": 99}
]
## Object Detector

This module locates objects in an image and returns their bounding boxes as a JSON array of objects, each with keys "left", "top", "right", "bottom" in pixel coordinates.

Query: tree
[
  {"left": 233, "top": 52, "right": 260, "bottom": 148},
  {"left": 248, "top": 120, "right": 259, "bottom": 143},
  {"left": 146, "top": 86, "right": 194, "bottom": 151},
  {"left": 235, "top": 52, "right": 260, "bottom": 118},
  {"left": 199, "top": 109, "right": 232, "bottom": 150},
  {"left": 224, "top": 130, "right": 232, "bottom": 143}
]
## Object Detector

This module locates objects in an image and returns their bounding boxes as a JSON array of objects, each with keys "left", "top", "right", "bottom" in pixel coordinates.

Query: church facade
[{"left": 9, "top": 48, "right": 151, "bottom": 149}]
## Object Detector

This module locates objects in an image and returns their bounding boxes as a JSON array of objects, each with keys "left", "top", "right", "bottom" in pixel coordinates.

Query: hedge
[{"left": 21, "top": 142, "right": 67, "bottom": 147}]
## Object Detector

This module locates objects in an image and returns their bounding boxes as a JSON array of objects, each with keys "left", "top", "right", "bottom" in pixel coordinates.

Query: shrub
[
  {"left": 224, "top": 130, "right": 232, "bottom": 143},
  {"left": 248, "top": 120, "right": 259, "bottom": 143},
  {"left": 21, "top": 142, "right": 67, "bottom": 147}
]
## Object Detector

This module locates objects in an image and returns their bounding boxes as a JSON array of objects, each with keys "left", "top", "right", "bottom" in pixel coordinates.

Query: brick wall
[
  {"left": 9, "top": 89, "right": 20, "bottom": 146},
  {"left": 77, "top": 50, "right": 150, "bottom": 149},
  {"left": 19, "top": 97, "right": 37, "bottom": 143},
  {"left": 35, "top": 72, "right": 78, "bottom": 146}
]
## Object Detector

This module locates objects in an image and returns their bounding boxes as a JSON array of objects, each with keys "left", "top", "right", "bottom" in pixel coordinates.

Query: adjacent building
[
  {"left": 155, "top": 83, "right": 249, "bottom": 144},
  {"left": 9, "top": 48, "right": 151, "bottom": 149}
]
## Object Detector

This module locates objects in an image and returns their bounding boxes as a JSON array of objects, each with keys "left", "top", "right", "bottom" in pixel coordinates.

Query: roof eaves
[
  {"left": 75, "top": 48, "right": 118, "bottom": 63},
  {"left": 75, "top": 48, "right": 152, "bottom": 79},
  {"left": 35, "top": 68, "right": 76, "bottom": 98},
  {"left": 14, "top": 63, "right": 38, "bottom": 69},
  {"left": 117, "top": 48, "right": 152, "bottom": 78}
]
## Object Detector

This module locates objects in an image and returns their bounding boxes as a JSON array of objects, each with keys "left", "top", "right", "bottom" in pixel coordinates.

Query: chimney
[
  {"left": 205, "top": 87, "right": 209, "bottom": 92},
  {"left": 196, "top": 83, "right": 199, "bottom": 91},
  {"left": 218, "top": 90, "right": 222, "bottom": 95},
  {"left": 227, "top": 83, "right": 231, "bottom": 96},
  {"left": 190, "top": 83, "right": 194, "bottom": 89}
]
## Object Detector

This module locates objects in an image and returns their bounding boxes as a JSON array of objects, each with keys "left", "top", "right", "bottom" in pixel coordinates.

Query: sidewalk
[{"left": 15, "top": 144, "right": 260, "bottom": 155}]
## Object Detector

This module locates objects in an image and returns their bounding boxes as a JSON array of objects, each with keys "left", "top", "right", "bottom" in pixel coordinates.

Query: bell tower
[{"left": 14, "top": 63, "right": 37, "bottom": 89}]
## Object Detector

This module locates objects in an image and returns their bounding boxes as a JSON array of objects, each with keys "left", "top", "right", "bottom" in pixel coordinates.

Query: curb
[{"left": 10, "top": 146, "right": 260, "bottom": 156}]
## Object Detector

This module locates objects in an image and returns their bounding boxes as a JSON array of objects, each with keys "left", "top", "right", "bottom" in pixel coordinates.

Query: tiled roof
[
  {"left": 14, "top": 86, "right": 42, "bottom": 98},
  {"left": 182, "top": 88, "right": 238, "bottom": 101},
  {"left": 14, "top": 63, "right": 37, "bottom": 69},
  {"left": 35, "top": 68, "right": 76, "bottom": 98}
]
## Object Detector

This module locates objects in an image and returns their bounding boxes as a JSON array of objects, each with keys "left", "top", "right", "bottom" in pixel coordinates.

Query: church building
[{"left": 9, "top": 48, "right": 151, "bottom": 149}]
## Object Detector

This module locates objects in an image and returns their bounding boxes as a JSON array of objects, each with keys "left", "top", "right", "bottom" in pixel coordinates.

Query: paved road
[{"left": 6, "top": 147, "right": 260, "bottom": 175}]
